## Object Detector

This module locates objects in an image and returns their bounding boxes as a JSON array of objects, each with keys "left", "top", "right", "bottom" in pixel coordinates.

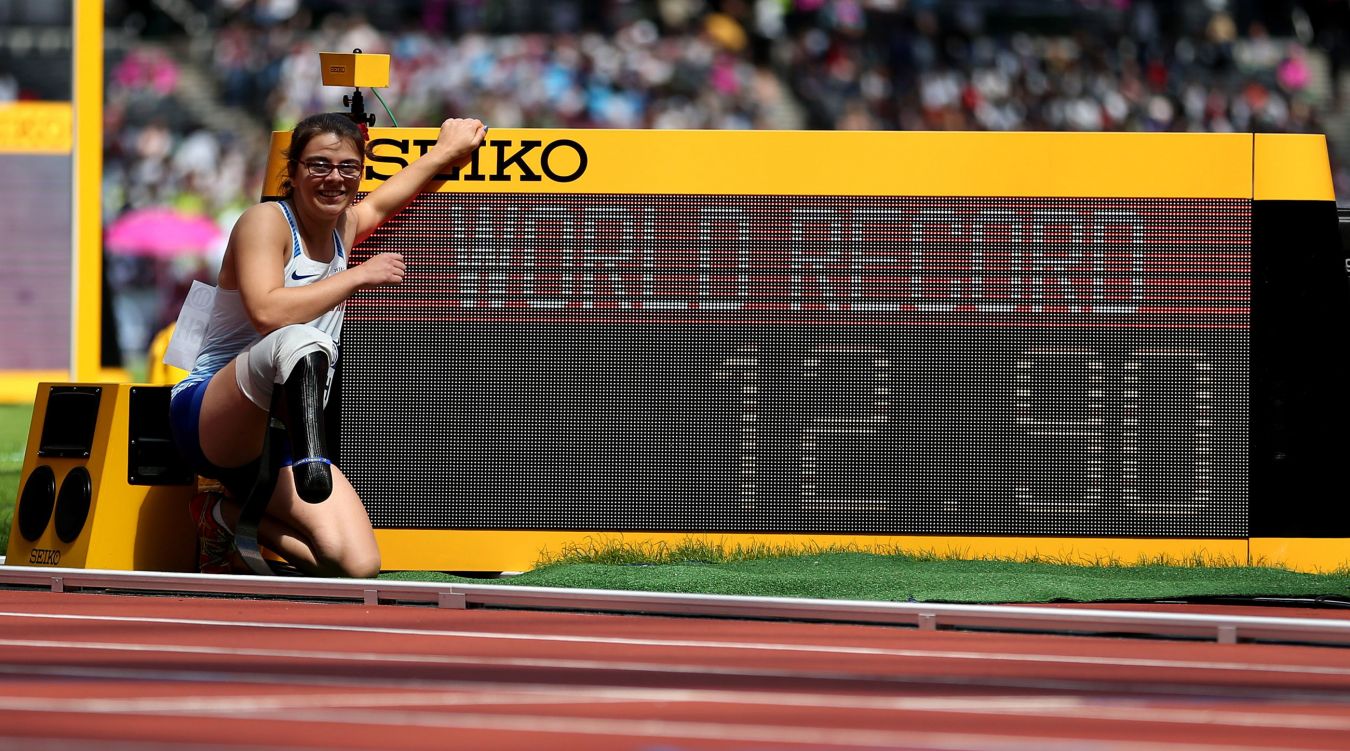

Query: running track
[{"left": 0, "top": 589, "right": 1348, "bottom": 750}]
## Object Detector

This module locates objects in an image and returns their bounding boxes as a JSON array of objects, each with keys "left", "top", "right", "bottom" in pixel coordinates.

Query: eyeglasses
[{"left": 301, "top": 159, "right": 363, "bottom": 179}]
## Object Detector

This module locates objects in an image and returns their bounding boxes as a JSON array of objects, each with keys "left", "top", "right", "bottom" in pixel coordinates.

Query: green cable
[{"left": 371, "top": 87, "right": 399, "bottom": 127}]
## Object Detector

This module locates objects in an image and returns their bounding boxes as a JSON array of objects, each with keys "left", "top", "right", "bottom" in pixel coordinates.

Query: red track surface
[{"left": 0, "top": 589, "right": 1348, "bottom": 750}]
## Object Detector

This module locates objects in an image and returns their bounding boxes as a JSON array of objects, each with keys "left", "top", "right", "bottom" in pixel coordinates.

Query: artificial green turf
[
  {"left": 380, "top": 552, "right": 1350, "bottom": 604},
  {"left": 0, "top": 403, "right": 34, "bottom": 554}
]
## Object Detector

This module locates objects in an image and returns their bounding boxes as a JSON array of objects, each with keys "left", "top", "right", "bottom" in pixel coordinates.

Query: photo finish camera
[{"left": 319, "top": 49, "right": 391, "bottom": 128}]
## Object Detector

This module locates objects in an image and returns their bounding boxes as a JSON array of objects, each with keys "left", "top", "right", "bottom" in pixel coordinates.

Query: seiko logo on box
[
  {"left": 367, "top": 138, "right": 588, "bottom": 183},
  {"left": 28, "top": 548, "right": 60, "bottom": 566}
]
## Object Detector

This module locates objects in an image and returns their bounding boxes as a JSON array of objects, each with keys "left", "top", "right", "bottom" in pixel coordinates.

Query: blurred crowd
[{"left": 94, "top": 0, "right": 1349, "bottom": 363}]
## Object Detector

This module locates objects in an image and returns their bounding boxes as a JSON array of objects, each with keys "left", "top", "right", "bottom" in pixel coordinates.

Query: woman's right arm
[{"left": 231, "top": 204, "right": 404, "bottom": 335}]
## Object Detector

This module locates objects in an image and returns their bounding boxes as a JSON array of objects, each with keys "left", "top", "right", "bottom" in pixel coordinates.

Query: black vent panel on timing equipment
[
  {"left": 39, "top": 386, "right": 102, "bottom": 458},
  {"left": 341, "top": 193, "right": 1251, "bottom": 537}
]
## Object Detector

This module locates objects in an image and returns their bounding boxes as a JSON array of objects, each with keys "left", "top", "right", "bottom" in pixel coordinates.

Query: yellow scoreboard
[{"left": 257, "top": 128, "right": 1340, "bottom": 574}]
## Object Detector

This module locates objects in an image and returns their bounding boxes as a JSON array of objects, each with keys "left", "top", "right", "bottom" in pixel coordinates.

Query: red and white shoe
[{"left": 189, "top": 490, "right": 235, "bottom": 575}]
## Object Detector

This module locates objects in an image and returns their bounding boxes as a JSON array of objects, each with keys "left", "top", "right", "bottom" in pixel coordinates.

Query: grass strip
[
  {"left": 0, "top": 403, "right": 34, "bottom": 554},
  {"left": 382, "top": 545, "right": 1350, "bottom": 604}
]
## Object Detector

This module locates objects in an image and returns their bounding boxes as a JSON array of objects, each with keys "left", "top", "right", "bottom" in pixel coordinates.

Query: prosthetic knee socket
[
  {"left": 236, "top": 325, "right": 339, "bottom": 503},
  {"left": 284, "top": 350, "right": 332, "bottom": 504}
]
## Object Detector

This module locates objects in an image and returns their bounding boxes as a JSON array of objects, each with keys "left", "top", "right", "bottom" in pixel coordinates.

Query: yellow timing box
[
  {"left": 5, "top": 383, "right": 195, "bottom": 571},
  {"left": 319, "top": 51, "right": 390, "bottom": 88}
]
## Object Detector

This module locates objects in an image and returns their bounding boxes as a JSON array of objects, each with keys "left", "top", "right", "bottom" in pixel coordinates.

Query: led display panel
[{"left": 341, "top": 190, "right": 1250, "bottom": 537}]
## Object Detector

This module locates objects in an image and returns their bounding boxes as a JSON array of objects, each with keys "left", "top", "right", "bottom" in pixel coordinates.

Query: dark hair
[{"left": 279, "top": 113, "right": 367, "bottom": 199}]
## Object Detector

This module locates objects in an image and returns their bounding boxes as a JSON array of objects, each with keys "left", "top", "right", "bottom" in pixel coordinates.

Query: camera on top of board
[{"left": 319, "top": 49, "right": 389, "bottom": 129}]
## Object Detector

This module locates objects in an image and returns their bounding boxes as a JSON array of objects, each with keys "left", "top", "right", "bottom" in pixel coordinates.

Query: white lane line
[
  {"left": 0, "top": 609, "right": 1344, "bottom": 678},
  {"left": 0, "top": 690, "right": 621, "bottom": 714},
  {"left": 0, "top": 661, "right": 1081, "bottom": 709},
  {"left": 0, "top": 737, "right": 347, "bottom": 751},
  {"left": 2, "top": 679, "right": 1348, "bottom": 734},
  {"left": 221, "top": 706, "right": 1316, "bottom": 751},
  {"left": 3, "top": 644, "right": 1350, "bottom": 724},
  {"left": 0, "top": 689, "right": 1306, "bottom": 751},
  {"left": 4, "top": 636, "right": 1350, "bottom": 704},
  {"left": 0, "top": 689, "right": 1080, "bottom": 716}
]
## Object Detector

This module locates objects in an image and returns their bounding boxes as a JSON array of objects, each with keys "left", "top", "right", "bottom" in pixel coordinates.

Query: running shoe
[{"left": 189, "top": 490, "right": 234, "bottom": 574}]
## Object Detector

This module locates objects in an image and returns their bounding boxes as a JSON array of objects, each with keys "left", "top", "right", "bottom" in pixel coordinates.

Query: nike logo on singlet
[{"left": 291, "top": 270, "right": 321, "bottom": 281}]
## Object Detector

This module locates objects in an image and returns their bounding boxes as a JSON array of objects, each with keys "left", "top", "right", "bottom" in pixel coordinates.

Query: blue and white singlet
[{"left": 171, "top": 200, "right": 347, "bottom": 399}]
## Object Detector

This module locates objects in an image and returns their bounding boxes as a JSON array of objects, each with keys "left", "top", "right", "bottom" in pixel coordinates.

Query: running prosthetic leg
[{"left": 282, "top": 350, "right": 333, "bottom": 503}]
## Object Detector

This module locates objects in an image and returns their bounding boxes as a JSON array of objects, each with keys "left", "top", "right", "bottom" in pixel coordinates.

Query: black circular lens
[
  {"left": 54, "top": 466, "right": 92, "bottom": 544},
  {"left": 17, "top": 465, "right": 56, "bottom": 542}
]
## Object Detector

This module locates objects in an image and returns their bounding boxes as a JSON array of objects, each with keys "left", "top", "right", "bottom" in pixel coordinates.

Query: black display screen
[{"left": 342, "top": 194, "right": 1250, "bottom": 537}]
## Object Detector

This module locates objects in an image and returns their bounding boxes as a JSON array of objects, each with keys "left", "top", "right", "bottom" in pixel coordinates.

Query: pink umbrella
[{"left": 105, "top": 207, "right": 223, "bottom": 259}]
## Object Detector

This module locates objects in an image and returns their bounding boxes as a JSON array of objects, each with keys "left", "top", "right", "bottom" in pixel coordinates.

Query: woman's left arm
[{"left": 349, "top": 117, "right": 486, "bottom": 244}]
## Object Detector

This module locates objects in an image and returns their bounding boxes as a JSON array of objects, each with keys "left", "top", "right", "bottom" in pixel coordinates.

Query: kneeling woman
[{"left": 170, "top": 112, "right": 486, "bottom": 576}]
